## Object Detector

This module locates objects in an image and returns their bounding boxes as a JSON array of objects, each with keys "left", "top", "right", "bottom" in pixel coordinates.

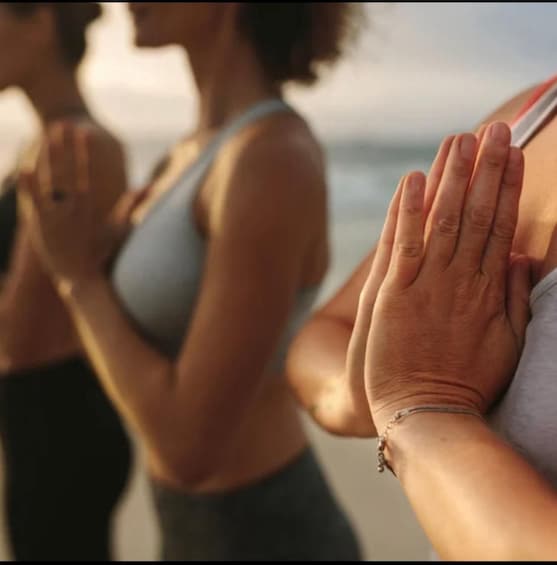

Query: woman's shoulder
[
  {"left": 479, "top": 83, "right": 541, "bottom": 126},
  {"left": 206, "top": 108, "right": 328, "bottom": 239},
  {"left": 218, "top": 109, "right": 326, "bottom": 197}
]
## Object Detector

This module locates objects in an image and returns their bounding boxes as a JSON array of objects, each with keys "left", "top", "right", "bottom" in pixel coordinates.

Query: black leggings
[
  {"left": 0, "top": 357, "right": 133, "bottom": 561},
  {"left": 152, "top": 448, "right": 362, "bottom": 561}
]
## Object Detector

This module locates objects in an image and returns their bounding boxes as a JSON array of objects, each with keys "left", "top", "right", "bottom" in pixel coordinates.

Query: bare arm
[
  {"left": 362, "top": 122, "right": 552, "bottom": 559},
  {"left": 286, "top": 250, "right": 375, "bottom": 435},
  {"left": 0, "top": 125, "right": 126, "bottom": 366},
  {"left": 286, "top": 133, "right": 456, "bottom": 437},
  {"left": 24, "top": 125, "right": 323, "bottom": 486},
  {"left": 388, "top": 413, "right": 557, "bottom": 560}
]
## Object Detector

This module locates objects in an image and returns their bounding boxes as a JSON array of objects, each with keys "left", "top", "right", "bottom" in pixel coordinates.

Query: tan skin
[
  {"left": 360, "top": 124, "right": 555, "bottom": 559},
  {"left": 19, "top": 3, "right": 329, "bottom": 493},
  {"left": 0, "top": 4, "right": 126, "bottom": 373},
  {"left": 286, "top": 82, "right": 557, "bottom": 437}
]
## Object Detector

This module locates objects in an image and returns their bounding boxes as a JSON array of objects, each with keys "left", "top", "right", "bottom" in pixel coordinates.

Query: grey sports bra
[{"left": 111, "top": 98, "right": 320, "bottom": 367}]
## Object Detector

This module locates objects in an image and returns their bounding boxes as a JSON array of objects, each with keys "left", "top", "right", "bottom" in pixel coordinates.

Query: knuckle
[
  {"left": 501, "top": 167, "right": 521, "bottom": 187},
  {"left": 480, "top": 147, "right": 507, "bottom": 172},
  {"left": 450, "top": 159, "right": 471, "bottom": 179},
  {"left": 433, "top": 212, "right": 460, "bottom": 237},
  {"left": 490, "top": 219, "right": 515, "bottom": 244},
  {"left": 467, "top": 204, "right": 494, "bottom": 230},
  {"left": 397, "top": 240, "right": 423, "bottom": 258},
  {"left": 403, "top": 203, "right": 422, "bottom": 216}
]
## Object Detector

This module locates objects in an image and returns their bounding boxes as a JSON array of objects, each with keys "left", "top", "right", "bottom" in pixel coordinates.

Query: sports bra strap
[{"left": 511, "top": 74, "right": 557, "bottom": 147}]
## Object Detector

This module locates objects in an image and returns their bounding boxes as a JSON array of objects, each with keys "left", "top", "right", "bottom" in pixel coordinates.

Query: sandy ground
[{"left": 0, "top": 216, "right": 432, "bottom": 561}]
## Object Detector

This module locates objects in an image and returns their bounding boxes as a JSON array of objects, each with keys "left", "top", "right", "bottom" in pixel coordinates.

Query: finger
[
  {"left": 362, "top": 176, "right": 404, "bottom": 300},
  {"left": 36, "top": 138, "right": 51, "bottom": 199},
  {"left": 74, "top": 126, "right": 91, "bottom": 194},
  {"left": 60, "top": 122, "right": 79, "bottom": 198},
  {"left": 46, "top": 122, "right": 66, "bottom": 200},
  {"left": 506, "top": 254, "right": 532, "bottom": 352},
  {"left": 422, "top": 133, "right": 477, "bottom": 270},
  {"left": 388, "top": 171, "right": 426, "bottom": 288},
  {"left": 481, "top": 146, "right": 524, "bottom": 284},
  {"left": 17, "top": 170, "right": 37, "bottom": 206},
  {"left": 17, "top": 170, "right": 42, "bottom": 219},
  {"left": 453, "top": 122, "right": 511, "bottom": 268},
  {"left": 475, "top": 123, "right": 488, "bottom": 144},
  {"left": 424, "top": 135, "right": 455, "bottom": 218},
  {"left": 348, "top": 178, "right": 404, "bottom": 393}
]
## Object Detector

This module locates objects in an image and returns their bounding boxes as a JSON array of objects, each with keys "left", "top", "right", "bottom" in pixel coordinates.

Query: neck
[
  {"left": 22, "top": 62, "right": 87, "bottom": 127},
  {"left": 186, "top": 27, "right": 281, "bottom": 133}
]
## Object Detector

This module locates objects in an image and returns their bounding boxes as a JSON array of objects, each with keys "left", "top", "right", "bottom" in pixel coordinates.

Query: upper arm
[
  {"left": 173, "top": 129, "right": 324, "bottom": 421},
  {"left": 314, "top": 248, "right": 376, "bottom": 327}
]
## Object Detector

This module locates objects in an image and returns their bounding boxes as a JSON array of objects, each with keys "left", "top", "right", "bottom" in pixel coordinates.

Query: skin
[
  {"left": 20, "top": 3, "right": 330, "bottom": 493},
  {"left": 361, "top": 121, "right": 557, "bottom": 560},
  {"left": 286, "top": 82, "right": 557, "bottom": 438},
  {"left": 0, "top": 4, "right": 126, "bottom": 372}
]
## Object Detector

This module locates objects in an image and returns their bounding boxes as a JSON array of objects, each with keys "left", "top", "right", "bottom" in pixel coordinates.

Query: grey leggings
[{"left": 151, "top": 448, "right": 362, "bottom": 561}]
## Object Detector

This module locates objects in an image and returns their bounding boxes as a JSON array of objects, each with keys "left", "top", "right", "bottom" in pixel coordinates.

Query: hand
[
  {"left": 17, "top": 121, "right": 130, "bottom": 289},
  {"left": 361, "top": 122, "right": 531, "bottom": 433},
  {"left": 337, "top": 135, "right": 457, "bottom": 436}
]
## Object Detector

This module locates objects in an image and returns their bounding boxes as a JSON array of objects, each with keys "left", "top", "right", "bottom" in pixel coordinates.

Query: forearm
[
  {"left": 387, "top": 413, "right": 557, "bottom": 560},
  {"left": 287, "top": 316, "right": 374, "bottom": 435},
  {"left": 60, "top": 276, "right": 176, "bottom": 452}
]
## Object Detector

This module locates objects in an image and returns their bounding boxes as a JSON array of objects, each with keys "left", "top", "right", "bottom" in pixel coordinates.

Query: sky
[{"left": 2, "top": 2, "right": 557, "bottom": 155}]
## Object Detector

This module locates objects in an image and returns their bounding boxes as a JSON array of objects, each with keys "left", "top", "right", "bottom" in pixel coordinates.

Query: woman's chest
[
  {"left": 490, "top": 283, "right": 557, "bottom": 486},
  {"left": 514, "top": 118, "right": 557, "bottom": 280},
  {"left": 110, "top": 144, "right": 216, "bottom": 354}
]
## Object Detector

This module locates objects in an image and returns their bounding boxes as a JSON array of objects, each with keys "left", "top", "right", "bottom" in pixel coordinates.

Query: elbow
[
  {"left": 153, "top": 439, "right": 225, "bottom": 491},
  {"left": 302, "top": 401, "right": 375, "bottom": 439},
  {"left": 284, "top": 320, "right": 319, "bottom": 396}
]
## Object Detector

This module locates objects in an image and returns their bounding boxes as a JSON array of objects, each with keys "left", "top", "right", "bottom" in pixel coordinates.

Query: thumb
[
  {"left": 507, "top": 253, "right": 532, "bottom": 351},
  {"left": 17, "top": 170, "right": 41, "bottom": 223}
]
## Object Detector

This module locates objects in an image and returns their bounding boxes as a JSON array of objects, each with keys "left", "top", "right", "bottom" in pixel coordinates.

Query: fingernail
[
  {"left": 459, "top": 134, "right": 476, "bottom": 159},
  {"left": 488, "top": 122, "right": 510, "bottom": 143},
  {"left": 408, "top": 173, "right": 424, "bottom": 192}
]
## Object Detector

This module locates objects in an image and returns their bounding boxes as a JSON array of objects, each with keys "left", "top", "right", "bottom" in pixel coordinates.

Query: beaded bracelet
[{"left": 376, "top": 405, "right": 484, "bottom": 474}]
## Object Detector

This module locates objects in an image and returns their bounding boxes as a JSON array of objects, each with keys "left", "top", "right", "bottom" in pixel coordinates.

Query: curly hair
[{"left": 237, "top": 2, "right": 365, "bottom": 86}]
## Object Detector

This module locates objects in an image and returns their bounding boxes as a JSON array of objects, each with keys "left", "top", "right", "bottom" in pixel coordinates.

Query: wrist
[
  {"left": 56, "top": 273, "right": 107, "bottom": 305},
  {"left": 371, "top": 391, "right": 484, "bottom": 434},
  {"left": 381, "top": 411, "right": 488, "bottom": 478}
]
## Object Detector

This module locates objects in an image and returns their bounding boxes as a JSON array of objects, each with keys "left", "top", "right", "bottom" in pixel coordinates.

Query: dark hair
[
  {"left": 238, "top": 3, "right": 365, "bottom": 86},
  {"left": 6, "top": 2, "right": 102, "bottom": 68}
]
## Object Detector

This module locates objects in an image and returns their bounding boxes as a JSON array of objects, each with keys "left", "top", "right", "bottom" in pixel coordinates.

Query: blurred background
[{"left": 0, "top": 2, "right": 556, "bottom": 560}]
